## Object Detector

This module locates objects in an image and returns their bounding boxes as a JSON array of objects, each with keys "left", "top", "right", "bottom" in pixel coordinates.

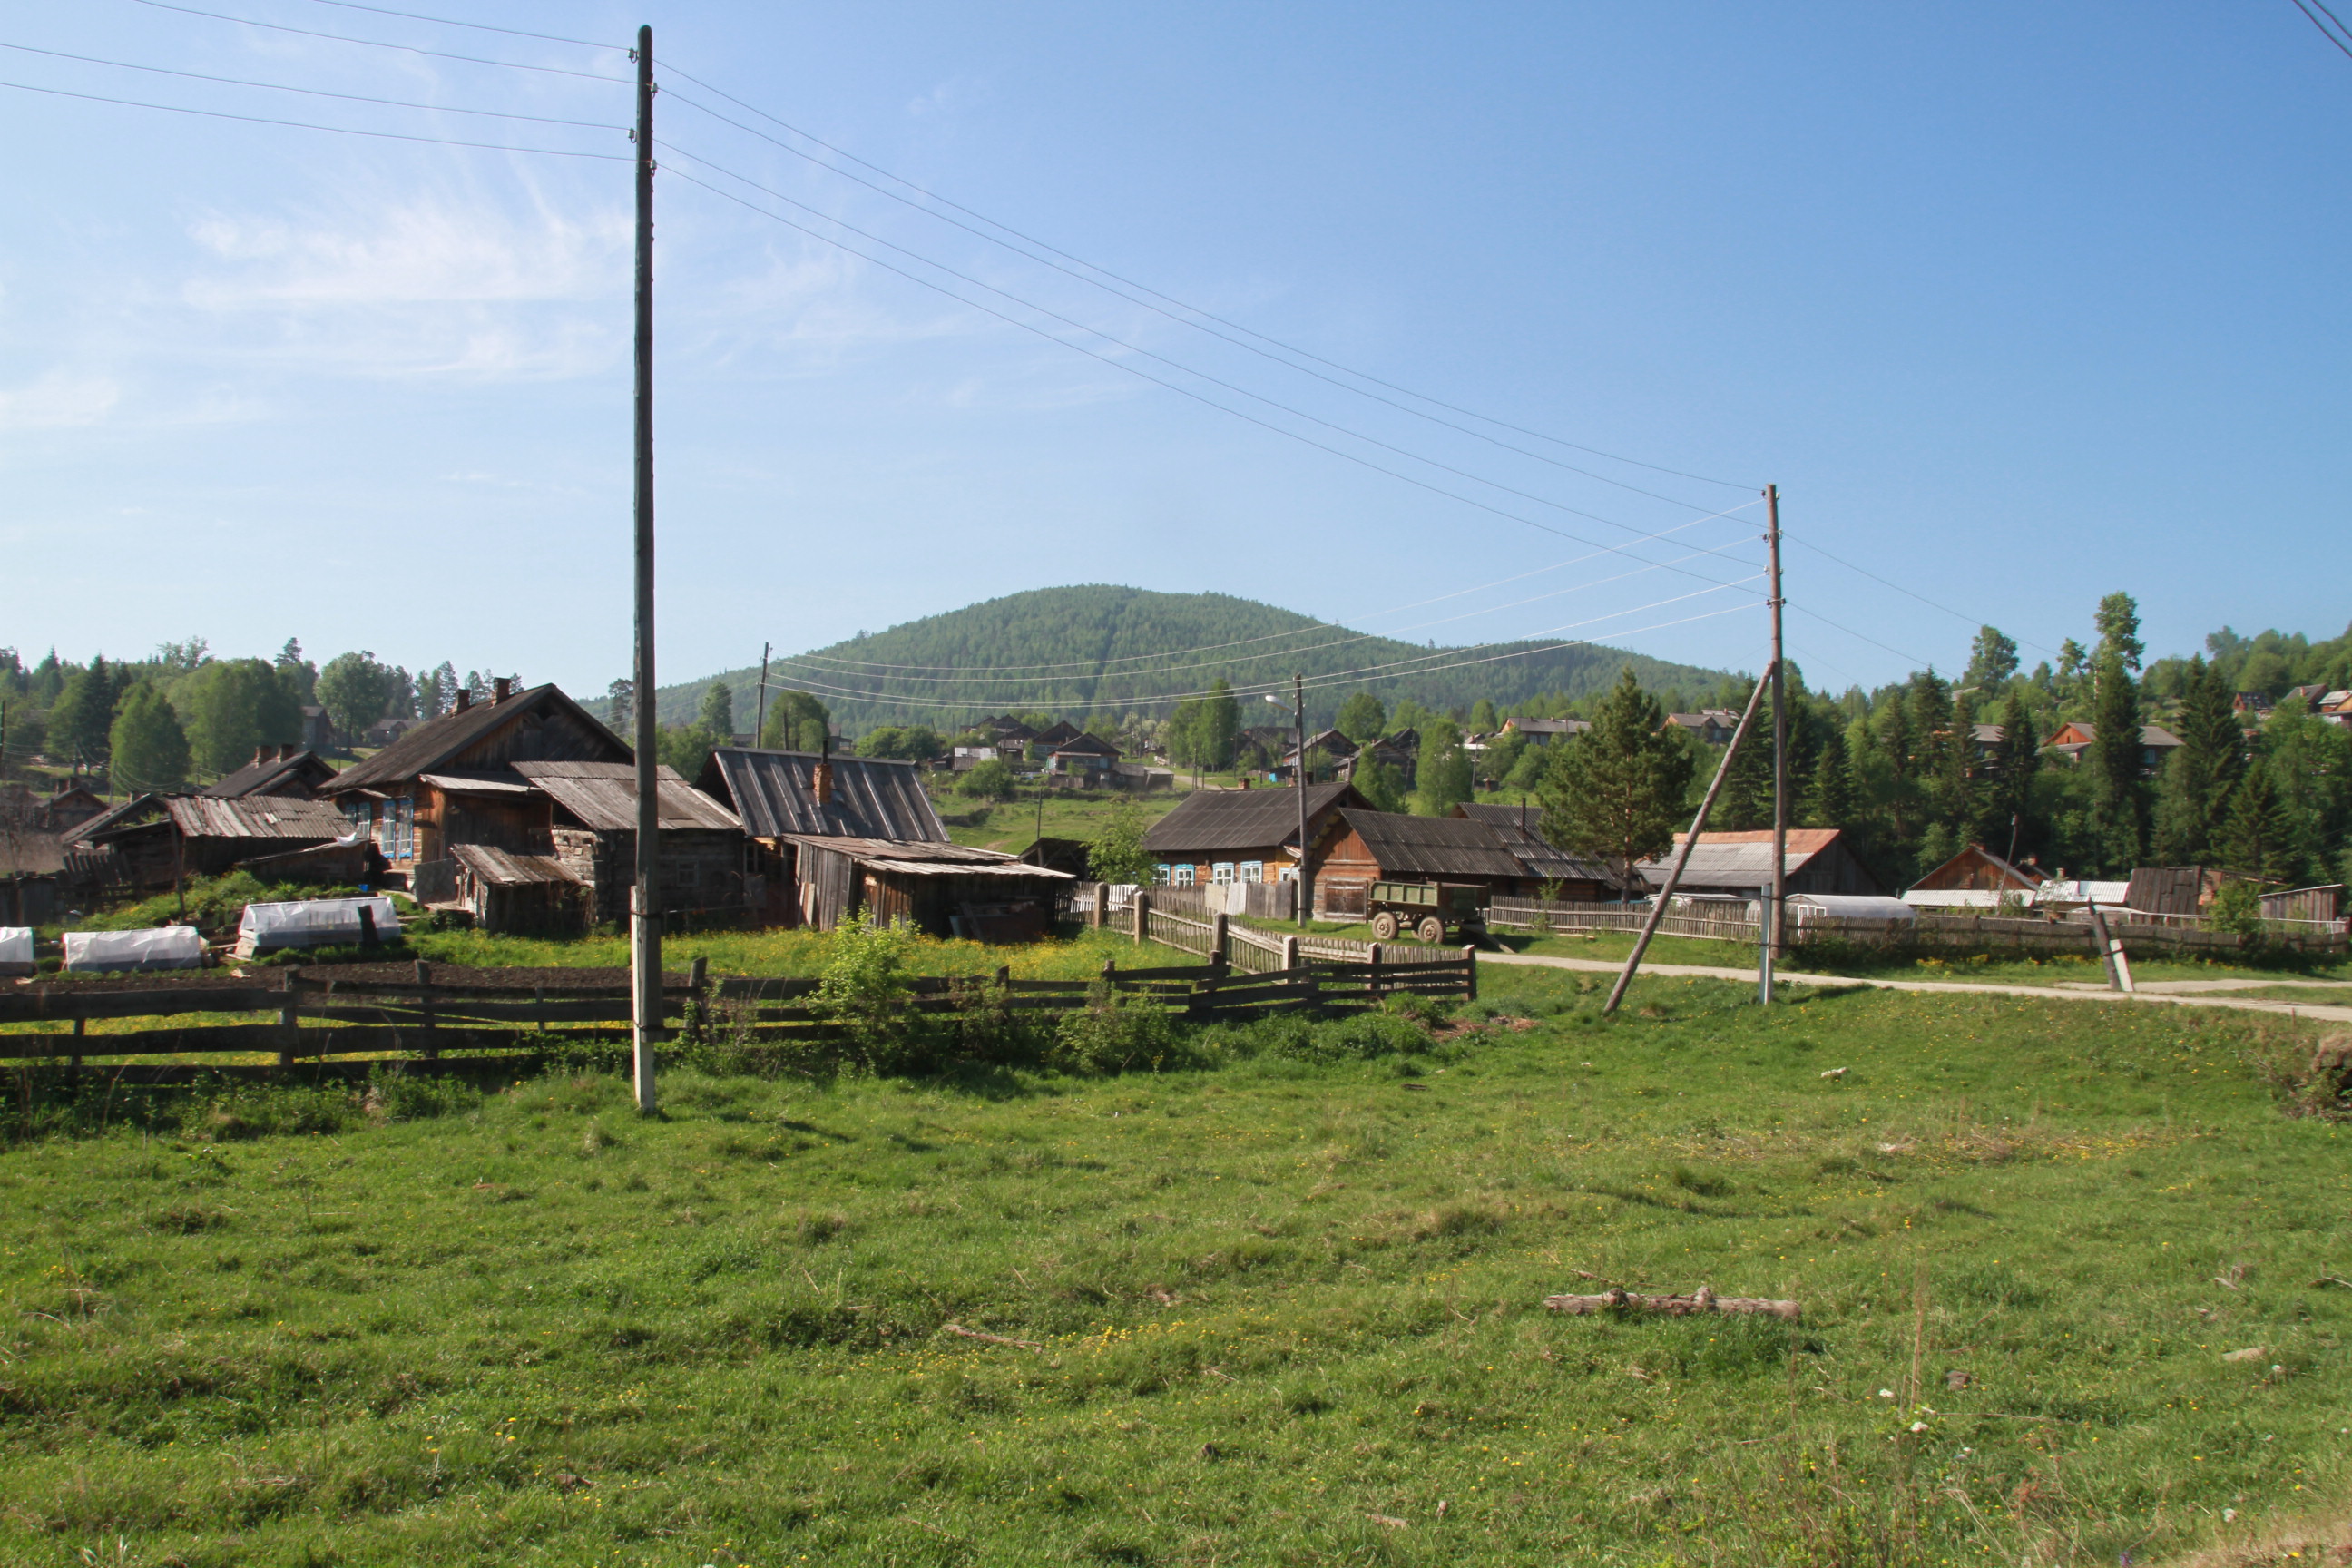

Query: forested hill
[{"left": 648, "top": 585, "right": 1736, "bottom": 731}]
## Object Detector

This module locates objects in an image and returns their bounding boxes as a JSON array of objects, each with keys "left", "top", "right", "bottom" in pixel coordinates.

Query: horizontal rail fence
[{"left": 1487, "top": 898, "right": 1762, "bottom": 943}]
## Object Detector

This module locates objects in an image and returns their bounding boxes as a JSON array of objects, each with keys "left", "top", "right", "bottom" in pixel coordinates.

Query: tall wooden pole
[
  {"left": 1761, "top": 485, "right": 1786, "bottom": 1004},
  {"left": 753, "top": 642, "right": 771, "bottom": 748},
  {"left": 1603, "top": 663, "right": 1774, "bottom": 1015},
  {"left": 628, "top": 23, "right": 661, "bottom": 1114},
  {"left": 1295, "top": 673, "right": 1311, "bottom": 927}
]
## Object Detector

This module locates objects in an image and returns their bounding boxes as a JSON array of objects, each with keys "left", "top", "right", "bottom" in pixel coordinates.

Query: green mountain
[{"left": 648, "top": 585, "right": 1740, "bottom": 733}]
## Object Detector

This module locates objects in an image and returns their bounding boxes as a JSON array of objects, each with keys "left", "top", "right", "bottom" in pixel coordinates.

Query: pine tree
[
  {"left": 1804, "top": 727, "right": 1860, "bottom": 830},
  {"left": 108, "top": 682, "right": 191, "bottom": 794},
  {"left": 2088, "top": 650, "right": 2147, "bottom": 871},
  {"left": 604, "top": 678, "right": 633, "bottom": 732},
  {"left": 2153, "top": 654, "right": 2241, "bottom": 863},
  {"left": 699, "top": 681, "right": 735, "bottom": 739},
  {"left": 2218, "top": 764, "right": 2298, "bottom": 883},
  {"left": 1536, "top": 667, "right": 1695, "bottom": 889},
  {"left": 52, "top": 656, "right": 120, "bottom": 769}
]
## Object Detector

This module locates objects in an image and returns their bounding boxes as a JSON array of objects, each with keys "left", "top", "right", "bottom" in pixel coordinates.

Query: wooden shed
[
  {"left": 1451, "top": 802, "right": 1621, "bottom": 901},
  {"left": 203, "top": 746, "right": 339, "bottom": 799},
  {"left": 697, "top": 748, "right": 950, "bottom": 927},
  {"left": 1312, "top": 808, "right": 1533, "bottom": 916},
  {"left": 782, "top": 834, "right": 1073, "bottom": 941},
  {"left": 87, "top": 796, "right": 370, "bottom": 891},
  {"left": 448, "top": 844, "right": 585, "bottom": 935},
  {"left": 512, "top": 759, "right": 747, "bottom": 928},
  {"left": 1635, "top": 828, "right": 1884, "bottom": 899}
]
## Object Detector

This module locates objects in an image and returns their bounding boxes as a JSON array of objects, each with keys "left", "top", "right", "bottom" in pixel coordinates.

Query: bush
[
  {"left": 959, "top": 759, "right": 1015, "bottom": 800},
  {"left": 1052, "top": 984, "right": 1188, "bottom": 1073},
  {"left": 813, "top": 913, "right": 926, "bottom": 1073},
  {"left": 2209, "top": 877, "right": 2264, "bottom": 938}
]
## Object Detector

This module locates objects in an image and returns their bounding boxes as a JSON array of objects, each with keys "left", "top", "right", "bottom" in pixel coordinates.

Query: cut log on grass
[
  {"left": 941, "top": 1322, "right": 1043, "bottom": 1351},
  {"left": 1544, "top": 1285, "right": 1802, "bottom": 1322}
]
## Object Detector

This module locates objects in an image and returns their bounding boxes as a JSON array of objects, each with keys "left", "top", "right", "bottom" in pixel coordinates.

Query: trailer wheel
[
  {"left": 1370, "top": 911, "right": 1399, "bottom": 940},
  {"left": 1416, "top": 916, "right": 1445, "bottom": 945}
]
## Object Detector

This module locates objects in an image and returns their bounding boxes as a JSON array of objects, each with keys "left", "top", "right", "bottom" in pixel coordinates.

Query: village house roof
[
  {"left": 451, "top": 842, "right": 577, "bottom": 887},
  {"left": 699, "top": 749, "right": 945, "bottom": 842},
  {"left": 1287, "top": 729, "right": 1358, "bottom": 760},
  {"left": 1637, "top": 828, "right": 1853, "bottom": 890},
  {"left": 2044, "top": 722, "right": 2182, "bottom": 750},
  {"left": 203, "top": 747, "right": 338, "bottom": 799},
  {"left": 1451, "top": 802, "right": 1620, "bottom": 887},
  {"left": 1504, "top": 717, "right": 1590, "bottom": 739},
  {"left": 1336, "top": 808, "right": 1528, "bottom": 881},
  {"left": 321, "top": 684, "right": 628, "bottom": 794},
  {"left": 1142, "top": 781, "right": 1367, "bottom": 857},
  {"left": 1031, "top": 720, "right": 1083, "bottom": 747},
  {"left": 122, "top": 796, "right": 355, "bottom": 844},
  {"left": 63, "top": 794, "right": 162, "bottom": 846},
  {"left": 1050, "top": 733, "right": 1122, "bottom": 759},
  {"left": 1906, "top": 841, "right": 2040, "bottom": 895},
  {"left": 779, "top": 834, "right": 1073, "bottom": 879},
  {"left": 1664, "top": 710, "right": 1742, "bottom": 740},
  {"left": 510, "top": 760, "right": 740, "bottom": 834}
]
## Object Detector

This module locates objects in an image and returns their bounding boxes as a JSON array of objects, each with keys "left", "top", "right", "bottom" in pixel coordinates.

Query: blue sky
[{"left": 3, "top": 0, "right": 2347, "bottom": 703}]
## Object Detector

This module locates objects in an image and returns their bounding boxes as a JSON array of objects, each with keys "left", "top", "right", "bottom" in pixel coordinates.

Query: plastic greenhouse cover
[
  {"left": 63, "top": 926, "right": 205, "bottom": 972},
  {"left": 0, "top": 927, "right": 32, "bottom": 972},
  {"left": 237, "top": 897, "right": 400, "bottom": 947}
]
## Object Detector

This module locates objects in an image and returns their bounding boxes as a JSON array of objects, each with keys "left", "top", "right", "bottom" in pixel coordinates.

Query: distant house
[
  {"left": 1047, "top": 732, "right": 1121, "bottom": 782},
  {"left": 1108, "top": 761, "right": 1175, "bottom": 792},
  {"left": 1663, "top": 710, "right": 1742, "bottom": 745},
  {"left": 1903, "top": 842, "right": 2041, "bottom": 910},
  {"left": 1312, "top": 809, "right": 1534, "bottom": 915},
  {"left": 1635, "top": 828, "right": 1882, "bottom": 900},
  {"left": 1279, "top": 729, "right": 1359, "bottom": 782},
  {"left": 2318, "top": 690, "right": 2352, "bottom": 728},
  {"left": 204, "top": 746, "right": 338, "bottom": 800},
  {"left": 1450, "top": 802, "right": 1620, "bottom": 902},
  {"left": 298, "top": 705, "right": 335, "bottom": 750},
  {"left": 86, "top": 796, "right": 373, "bottom": 892},
  {"left": 2042, "top": 722, "right": 2182, "bottom": 776},
  {"left": 1017, "top": 837, "right": 1096, "bottom": 877},
  {"left": 1344, "top": 731, "right": 1419, "bottom": 788},
  {"left": 950, "top": 745, "right": 1000, "bottom": 773},
  {"left": 364, "top": 716, "right": 419, "bottom": 748},
  {"left": 1502, "top": 717, "right": 1590, "bottom": 744},
  {"left": 1027, "top": 720, "right": 1082, "bottom": 759},
  {"left": 36, "top": 782, "right": 108, "bottom": 832},
  {"left": 1142, "top": 781, "right": 1367, "bottom": 890}
]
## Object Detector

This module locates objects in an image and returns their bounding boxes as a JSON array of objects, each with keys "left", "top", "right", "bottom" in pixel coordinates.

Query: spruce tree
[
  {"left": 1987, "top": 690, "right": 2042, "bottom": 860},
  {"left": 52, "top": 656, "right": 119, "bottom": 769},
  {"left": 699, "top": 681, "right": 735, "bottom": 739},
  {"left": 108, "top": 682, "right": 191, "bottom": 794},
  {"left": 1804, "top": 727, "right": 1859, "bottom": 829},
  {"left": 2152, "top": 655, "right": 2240, "bottom": 863},
  {"left": 2088, "top": 650, "right": 2148, "bottom": 871},
  {"left": 2218, "top": 764, "right": 2297, "bottom": 884},
  {"left": 1536, "top": 667, "right": 1695, "bottom": 890}
]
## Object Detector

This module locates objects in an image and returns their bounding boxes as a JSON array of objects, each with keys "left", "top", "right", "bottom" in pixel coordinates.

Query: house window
[
  {"left": 1169, "top": 863, "right": 1196, "bottom": 887},
  {"left": 1238, "top": 860, "right": 1263, "bottom": 884},
  {"left": 1154, "top": 863, "right": 1171, "bottom": 886},
  {"left": 1211, "top": 863, "right": 1235, "bottom": 886}
]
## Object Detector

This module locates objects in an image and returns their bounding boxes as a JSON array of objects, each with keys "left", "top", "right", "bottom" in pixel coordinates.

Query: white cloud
[
  {"left": 0, "top": 370, "right": 121, "bottom": 430},
  {"left": 183, "top": 197, "right": 626, "bottom": 309}
]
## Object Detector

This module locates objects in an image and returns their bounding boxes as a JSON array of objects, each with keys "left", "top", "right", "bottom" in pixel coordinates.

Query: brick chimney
[
  {"left": 253, "top": 745, "right": 270, "bottom": 768},
  {"left": 812, "top": 760, "right": 834, "bottom": 807},
  {"left": 455, "top": 689, "right": 472, "bottom": 712},
  {"left": 493, "top": 677, "right": 513, "bottom": 703}
]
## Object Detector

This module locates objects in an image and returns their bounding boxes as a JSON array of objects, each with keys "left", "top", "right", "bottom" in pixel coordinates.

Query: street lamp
[{"left": 1266, "top": 682, "right": 1309, "bottom": 927}]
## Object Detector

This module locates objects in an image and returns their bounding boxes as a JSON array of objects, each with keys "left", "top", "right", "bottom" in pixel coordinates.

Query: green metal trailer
[{"left": 1364, "top": 879, "right": 1489, "bottom": 944}]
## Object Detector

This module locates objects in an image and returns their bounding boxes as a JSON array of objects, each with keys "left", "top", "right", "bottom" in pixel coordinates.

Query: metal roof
[
  {"left": 321, "top": 684, "right": 627, "bottom": 793},
  {"left": 511, "top": 760, "right": 740, "bottom": 833},
  {"left": 1142, "top": 781, "right": 1365, "bottom": 856},
  {"left": 781, "top": 834, "right": 1073, "bottom": 880},
  {"left": 1637, "top": 828, "right": 1846, "bottom": 889},
  {"left": 1337, "top": 808, "right": 1528, "bottom": 880},
  {"left": 153, "top": 796, "right": 354, "bottom": 841},
  {"left": 202, "top": 750, "right": 336, "bottom": 799},
  {"left": 451, "top": 843, "right": 579, "bottom": 886},
  {"left": 418, "top": 771, "right": 539, "bottom": 797},
  {"left": 701, "top": 749, "right": 946, "bottom": 841},
  {"left": 64, "top": 793, "right": 162, "bottom": 846},
  {"left": 1452, "top": 803, "right": 1620, "bottom": 887}
]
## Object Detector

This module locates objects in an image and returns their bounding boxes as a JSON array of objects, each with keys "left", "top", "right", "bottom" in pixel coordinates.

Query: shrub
[
  {"left": 2209, "top": 877, "right": 2264, "bottom": 938},
  {"left": 959, "top": 758, "right": 1015, "bottom": 800},
  {"left": 1052, "top": 985, "right": 1186, "bottom": 1073},
  {"left": 813, "top": 913, "right": 926, "bottom": 1073}
]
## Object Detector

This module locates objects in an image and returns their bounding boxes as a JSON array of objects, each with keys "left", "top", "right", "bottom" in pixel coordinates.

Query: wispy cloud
[{"left": 0, "top": 370, "right": 122, "bottom": 430}]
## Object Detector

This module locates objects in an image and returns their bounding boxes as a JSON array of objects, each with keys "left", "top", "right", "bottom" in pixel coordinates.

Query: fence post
[
  {"left": 1211, "top": 912, "right": 1229, "bottom": 971},
  {"left": 414, "top": 958, "right": 438, "bottom": 1061},
  {"left": 1282, "top": 934, "right": 1299, "bottom": 971},
  {"left": 2086, "top": 905, "right": 2134, "bottom": 994},
  {"left": 688, "top": 955, "right": 710, "bottom": 1044},
  {"left": 1368, "top": 941, "right": 1383, "bottom": 1000},
  {"left": 1462, "top": 943, "right": 1477, "bottom": 1003},
  {"left": 276, "top": 968, "right": 297, "bottom": 1071},
  {"left": 1133, "top": 890, "right": 1150, "bottom": 946},
  {"left": 1088, "top": 883, "right": 1104, "bottom": 930}
]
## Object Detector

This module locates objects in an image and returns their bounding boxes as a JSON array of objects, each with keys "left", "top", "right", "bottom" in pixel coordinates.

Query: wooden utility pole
[
  {"left": 628, "top": 23, "right": 661, "bottom": 1114},
  {"left": 1761, "top": 485, "right": 1786, "bottom": 1005},
  {"left": 1604, "top": 663, "right": 1775, "bottom": 1015},
  {"left": 1294, "top": 673, "right": 1311, "bottom": 927},
  {"left": 753, "top": 642, "right": 771, "bottom": 748}
]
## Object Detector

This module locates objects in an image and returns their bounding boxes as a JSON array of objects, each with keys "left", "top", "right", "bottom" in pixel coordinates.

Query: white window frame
[
  {"left": 1169, "top": 863, "right": 1196, "bottom": 887},
  {"left": 1238, "top": 859, "right": 1263, "bottom": 884},
  {"left": 1210, "top": 862, "right": 1235, "bottom": 886}
]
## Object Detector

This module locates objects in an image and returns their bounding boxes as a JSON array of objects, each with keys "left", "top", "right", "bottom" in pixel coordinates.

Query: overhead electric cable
[
  {"left": 2289, "top": 0, "right": 2352, "bottom": 59},
  {"left": 127, "top": 0, "right": 632, "bottom": 83},
  {"left": 661, "top": 84, "right": 1744, "bottom": 511},
  {"left": 662, "top": 141, "right": 1729, "bottom": 540},
  {"left": 665, "top": 162, "right": 1752, "bottom": 587},
  {"left": 1783, "top": 534, "right": 2061, "bottom": 659},
  {"left": 297, "top": 0, "right": 622, "bottom": 51},
  {"left": 0, "top": 40, "right": 625, "bottom": 129},
  {"left": 0, "top": 76, "right": 628, "bottom": 156},
  {"left": 659, "top": 60, "right": 1754, "bottom": 491},
  {"left": 1789, "top": 605, "right": 1929, "bottom": 668}
]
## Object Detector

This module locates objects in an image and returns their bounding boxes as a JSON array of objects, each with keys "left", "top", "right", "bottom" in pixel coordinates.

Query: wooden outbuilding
[
  {"left": 87, "top": 796, "right": 373, "bottom": 891},
  {"left": 1451, "top": 802, "right": 1621, "bottom": 901},
  {"left": 1311, "top": 808, "right": 1533, "bottom": 916},
  {"left": 698, "top": 747, "right": 955, "bottom": 928},
  {"left": 1904, "top": 842, "right": 2042, "bottom": 910},
  {"left": 446, "top": 844, "right": 586, "bottom": 935},
  {"left": 1635, "top": 828, "right": 1883, "bottom": 899},
  {"left": 511, "top": 759, "right": 746, "bottom": 928},
  {"left": 1141, "top": 781, "right": 1367, "bottom": 891},
  {"left": 781, "top": 834, "right": 1073, "bottom": 940},
  {"left": 205, "top": 746, "right": 338, "bottom": 799}
]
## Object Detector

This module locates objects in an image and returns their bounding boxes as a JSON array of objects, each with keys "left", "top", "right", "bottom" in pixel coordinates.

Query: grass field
[
  {"left": 934, "top": 787, "right": 1191, "bottom": 856},
  {"left": 3, "top": 937, "right": 2347, "bottom": 1566}
]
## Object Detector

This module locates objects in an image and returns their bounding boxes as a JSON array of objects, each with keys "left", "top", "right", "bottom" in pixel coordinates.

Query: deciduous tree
[{"left": 108, "top": 682, "right": 191, "bottom": 794}]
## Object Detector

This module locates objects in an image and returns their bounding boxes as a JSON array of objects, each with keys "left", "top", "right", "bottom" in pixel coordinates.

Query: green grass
[
  {"left": 935, "top": 786, "right": 1190, "bottom": 855},
  {"left": 2, "top": 950, "right": 2347, "bottom": 1565}
]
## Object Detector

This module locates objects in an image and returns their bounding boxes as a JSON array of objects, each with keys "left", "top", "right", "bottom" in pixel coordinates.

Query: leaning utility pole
[
  {"left": 753, "top": 641, "right": 772, "bottom": 749},
  {"left": 628, "top": 23, "right": 661, "bottom": 1114},
  {"left": 1294, "top": 673, "right": 1311, "bottom": 928},
  {"left": 1761, "top": 485, "right": 1786, "bottom": 1005}
]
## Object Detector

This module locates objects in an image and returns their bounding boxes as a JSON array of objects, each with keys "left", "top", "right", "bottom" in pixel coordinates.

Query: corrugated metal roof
[
  {"left": 160, "top": 796, "right": 354, "bottom": 841},
  {"left": 703, "top": 750, "right": 946, "bottom": 841},
  {"left": 1637, "top": 829, "right": 1847, "bottom": 889},
  {"left": 511, "top": 760, "right": 740, "bottom": 833},
  {"left": 322, "top": 684, "right": 627, "bottom": 793},
  {"left": 782, "top": 834, "right": 1073, "bottom": 879},
  {"left": 1338, "top": 808, "right": 1527, "bottom": 880},
  {"left": 1453, "top": 803, "right": 1620, "bottom": 887},
  {"left": 1142, "top": 782, "right": 1365, "bottom": 856},
  {"left": 451, "top": 843, "right": 579, "bottom": 886}
]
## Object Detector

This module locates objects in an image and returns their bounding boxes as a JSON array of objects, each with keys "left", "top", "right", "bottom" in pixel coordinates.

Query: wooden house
[
  {"left": 780, "top": 834, "right": 1071, "bottom": 940},
  {"left": 1450, "top": 802, "right": 1620, "bottom": 901},
  {"left": 1141, "top": 781, "right": 1367, "bottom": 891},
  {"left": 318, "top": 681, "right": 630, "bottom": 879},
  {"left": 1311, "top": 808, "right": 1533, "bottom": 916},
  {"left": 35, "top": 783, "right": 108, "bottom": 832},
  {"left": 1047, "top": 732, "right": 1121, "bottom": 782},
  {"left": 204, "top": 746, "right": 338, "bottom": 799},
  {"left": 1663, "top": 710, "right": 1741, "bottom": 745},
  {"left": 2043, "top": 722, "right": 2182, "bottom": 776},
  {"left": 1903, "top": 842, "right": 2041, "bottom": 909},
  {"left": 1635, "top": 828, "right": 1883, "bottom": 900},
  {"left": 1502, "top": 717, "right": 1589, "bottom": 744},
  {"left": 698, "top": 747, "right": 951, "bottom": 927},
  {"left": 87, "top": 796, "right": 371, "bottom": 891},
  {"left": 510, "top": 760, "right": 746, "bottom": 928}
]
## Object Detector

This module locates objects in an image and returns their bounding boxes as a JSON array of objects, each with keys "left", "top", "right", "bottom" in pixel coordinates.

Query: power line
[
  {"left": 0, "top": 40, "right": 625, "bottom": 130},
  {"left": 2289, "top": 0, "right": 2352, "bottom": 59},
  {"left": 1782, "top": 533, "right": 2062, "bottom": 660},
  {"left": 660, "top": 82, "right": 1754, "bottom": 509},
  {"left": 664, "top": 162, "right": 1757, "bottom": 587},
  {"left": 660, "top": 140, "right": 1733, "bottom": 544},
  {"left": 126, "top": 0, "right": 632, "bottom": 83},
  {"left": 296, "top": 0, "right": 622, "bottom": 52},
  {"left": 1788, "top": 604, "right": 1929, "bottom": 669},
  {"left": 0, "top": 75, "right": 629, "bottom": 157}
]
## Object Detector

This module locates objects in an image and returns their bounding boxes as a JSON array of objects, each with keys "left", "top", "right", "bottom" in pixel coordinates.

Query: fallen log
[{"left": 1544, "top": 1285, "right": 1801, "bottom": 1322}]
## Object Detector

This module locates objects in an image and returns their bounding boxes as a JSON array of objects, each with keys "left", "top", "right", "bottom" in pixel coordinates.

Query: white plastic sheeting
[
  {"left": 63, "top": 926, "right": 205, "bottom": 973},
  {"left": 0, "top": 927, "right": 33, "bottom": 976},
  {"left": 236, "top": 896, "right": 400, "bottom": 954}
]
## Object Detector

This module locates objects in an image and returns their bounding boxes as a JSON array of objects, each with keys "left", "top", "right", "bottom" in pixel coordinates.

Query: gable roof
[
  {"left": 1337, "top": 808, "right": 1528, "bottom": 880},
  {"left": 1142, "top": 781, "right": 1366, "bottom": 856},
  {"left": 64, "top": 793, "right": 164, "bottom": 846},
  {"left": 1451, "top": 802, "right": 1619, "bottom": 887},
  {"left": 781, "top": 834, "right": 1073, "bottom": 880},
  {"left": 1052, "top": 733, "right": 1121, "bottom": 758},
  {"left": 1637, "top": 828, "right": 1853, "bottom": 888},
  {"left": 1908, "top": 840, "right": 2039, "bottom": 893},
  {"left": 699, "top": 749, "right": 946, "bottom": 841},
  {"left": 1031, "top": 720, "right": 1082, "bottom": 746},
  {"left": 511, "top": 760, "right": 741, "bottom": 833},
  {"left": 320, "top": 684, "right": 627, "bottom": 794},
  {"left": 98, "top": 795, "right": 355, "bottom": 844},
  {"left": 203, "top": 749, "right": 338, "bottom": 799}
]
